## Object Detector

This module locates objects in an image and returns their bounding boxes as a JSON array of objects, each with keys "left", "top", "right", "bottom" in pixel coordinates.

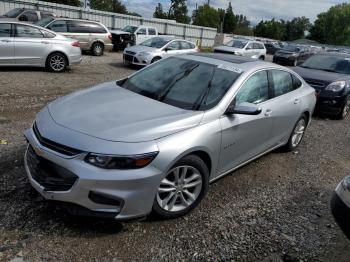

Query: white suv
[{"left": 214, "top": 39, "right": 266, "bottom": 60}]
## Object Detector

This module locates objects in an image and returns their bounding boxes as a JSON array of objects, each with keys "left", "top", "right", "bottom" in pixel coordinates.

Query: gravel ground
[{"left": 0, "top": 52, "right": 349, "bottom": 262}]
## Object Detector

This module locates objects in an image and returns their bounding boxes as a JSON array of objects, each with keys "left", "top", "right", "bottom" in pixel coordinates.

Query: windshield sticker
[{"left": 217, "top": 64, "right": 243, "bottom": 74}]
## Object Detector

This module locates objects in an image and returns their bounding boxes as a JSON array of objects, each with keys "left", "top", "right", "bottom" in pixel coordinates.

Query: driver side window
[
  {"left": 167, "top": 41, "right": 181, "bottom": 50},
  {"left": 235, "top": 71, "right": 269, "bottom": 105},
  {"left": 137, "top": 28, "right": 147, "bottom": 35}
]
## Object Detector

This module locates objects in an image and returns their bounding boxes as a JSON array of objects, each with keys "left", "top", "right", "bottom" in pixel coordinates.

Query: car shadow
[{"left": 0, "top": 66, "right": 74, "bottom": 73}]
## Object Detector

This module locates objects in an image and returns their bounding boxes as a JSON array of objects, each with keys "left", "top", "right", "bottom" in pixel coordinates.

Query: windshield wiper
[
  {"left": 156, "top": 64, "right": 200, "bottom": 102},
  {"left": 193, "top": 68, "right": 216, "bottom": 110}
]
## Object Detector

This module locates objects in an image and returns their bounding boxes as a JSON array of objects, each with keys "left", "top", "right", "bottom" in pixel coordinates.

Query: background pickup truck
[{"left": 110, "top": 25, "right": 159, "bottom": 50}]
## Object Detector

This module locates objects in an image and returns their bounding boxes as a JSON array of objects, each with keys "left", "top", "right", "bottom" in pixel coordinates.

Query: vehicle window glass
[
  {"left": 258, "top": 43, "right": 264, "bottom": 49},
  {"left": 271, "top": 70, "right": 294, "bottom": 97},
  {"left": 48, "top": 20, "right": 67, "bottom": 33},
  {"left": 20, "top": 11, "right": 38, "bottom": 22},
  {"left": 253, "top": 43, "right": 259, "bottom": 49},
  {"left": 148, "top": 28, "right": 156, "bottom": 35},
  {"left": 41, "top": 12, "right": 54, "bottom": 19},
  {"left": 67, "top": 21, "right": 90, "bottom": 33},
  {"left": 180, "top": 41, "right": 191, "bottom": 49},
  {"left": 15, "top": 24, "right": 43, "bottom": 38},
  {"left": 4, "top": 8, "right": 23, "bottom": 18},
  {"left": 235, "top": 71, "right": 269, "bottom": 105},
  {"left": 137, "top": 28, "right": 147, "bottom": 35},
  {"left": 292, "top": 74, "right": 302, "bottom": 90},
  {"left": 0, "top": 24, "right": 11, "bottom": 37},
  {"left": 246, "top": 43, "right": 254, "bottom": 49},
  {"left": 167, "top": 41, "right": 181, "bottom": 50},
  {"left": 87, "top": 22, "right": 107, "bottom": 33},
  {"left": 120, "top": 57, "right": 241, "bottom": 110},
  {"left": 140, "top": 37, "right": 172, "bottom": 48},
  {"left": 225, "top": 39, "right": 247, "bottom": 48}
]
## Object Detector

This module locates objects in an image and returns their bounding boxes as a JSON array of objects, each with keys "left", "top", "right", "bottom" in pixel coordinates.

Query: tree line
[{"left": 40, "top": 0, "right": 350, "bottom": 46}]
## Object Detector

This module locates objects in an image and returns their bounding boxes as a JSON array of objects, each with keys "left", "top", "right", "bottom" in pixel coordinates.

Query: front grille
[
  {"left": 214, "top": 50, "right": 234, "bottom": 55},
  {"left": 124, "top": 54, "right": 134, "bottom": 62},
  {"left": 26, "top": 146, "right": 78, "bottom": 192},
  {"left": 33, "top": 123, "right": 82, "bottom": 156},
  {"left": 125, "top": 51, "right": 136, "bottom": 55}
]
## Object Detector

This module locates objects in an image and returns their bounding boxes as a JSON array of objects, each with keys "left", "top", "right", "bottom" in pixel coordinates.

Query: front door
[
  {"left": 217, "top": 70, "right": 274, "bottom": 176},
  {"left": 163, "top": 41, "right": 182, "bottom": 58},
  {"left": 0, "top": 23, "right": 15, "bottom": 65}
]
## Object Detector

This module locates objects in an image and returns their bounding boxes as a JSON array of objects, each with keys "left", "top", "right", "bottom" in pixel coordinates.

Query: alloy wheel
[
  {"left": 94, "top": 44, "right": 103, "bottom": 56},
  {"left": 157, "top": 166, "right": 202, "bottom": 212},
  {"left": 342, "top": 97, "right": 350, "bottom": 119},
  {"left": 49, "top": 55, "right": 66, "bottom": 72},
  {"left": 291, "top": 118, "right": 306, "bottom": 147}
]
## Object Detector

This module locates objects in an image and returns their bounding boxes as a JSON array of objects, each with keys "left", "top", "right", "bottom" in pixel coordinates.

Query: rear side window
[
  {"left": 236, "top": 71, "right": 269, "bottom": 105},
  {"left": 67, "top": 21, "right": 90, "bottom": 33},
  {"left": 87, "top": 22, "right": 107, "bottom": 34},
  {"left": 41, "top": 12, "right": 54, "bottom": 19},
  {"left": 181, "top": 41, "right": 192, "bottom": 49},
  {"left": 19, "top": 11, "right": 38, "bottom": 22},
  {"left": 148, "top": 28, "right": 156, "bottom": 35},
  {"left": 292, "top": 74, "right": 302, "bottom": 89},
  {"left": 137, "top": 28, "right": 147, "bottom": 35},
  {"left": 0, "top": 24, "right": 11, "bottom": 37},
  {"left": 167, "top": 41, "right": 181, "bottom": 50},
  {"left": 246, "top": 43, "right": 254, "bottom": 49},
  {"left": 16, "top": 24, "right": 43, "bottom": 38},
  {"left": 48, "top": 20, "right": 67, "bottom": 33},
  {"left": 270, "top": 70, "right": 294, "bottom": 97}
]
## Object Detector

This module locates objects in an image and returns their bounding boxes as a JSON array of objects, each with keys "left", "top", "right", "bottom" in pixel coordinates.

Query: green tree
[
  {"left": 235, "top": 14, "right": 252, "bottom": 35},
  {"left": 223, "top": 2, "right": 236, "bottom": 34},
  {"left": 45, "top": 0, "right": 80, "bottom": 6},
  {"left": 168, "top": 0, "right": 190, "bottom": 24},
  {"left": 254, "top": 19, "right": 285, "bottom": 40},
  {"left": 90, "top": 0, "right": 128, "bottom": 14},
  {"left": 309, "top": 3, "right": 350, "bottom": 45},
  {"left": 192, "top": 3, "right": 220, "bottom": 29},
  {"left": 284, "top": 17, "right": 310, "bottom": 41},
  {"left": 153, "top": 3, "right": 167, "bottom": 19}
]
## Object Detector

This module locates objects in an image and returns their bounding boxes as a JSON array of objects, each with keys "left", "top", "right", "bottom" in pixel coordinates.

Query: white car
[
  {"left": 214, "top": 39, "right": 266, "bottom": 60},
  {"left": 123, "top": 36, "right": 198, "bottom": 66}
]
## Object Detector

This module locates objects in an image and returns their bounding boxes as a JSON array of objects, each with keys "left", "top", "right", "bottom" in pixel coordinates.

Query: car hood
[
  {"left": 125, "top": 45, "right": 158, "bottom": 53},
  {"left": 293, "top": 66, "right": 350, "bottom": 89},
  {"left": 0, "top": 17, "right": 16, "bottom": 21},
  {"left": 110, "top": 29, "right": 131, "bottom": 35},
  {"left": 47, "top": 82, "right": 204, "bottom": 143},
  {"left": 214, "top": 46, "right": 242, "bottom": 52},
  {"left": 275, "top": 50, "right": 299, "bottom": 56}
]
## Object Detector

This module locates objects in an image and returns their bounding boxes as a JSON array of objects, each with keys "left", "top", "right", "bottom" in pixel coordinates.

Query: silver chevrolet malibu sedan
[
  {"left": 0, "top": 21, "right": 81, "bottom": 72},
  {"left": 24, "top": 53, "right": 316, "bottom": 220}
]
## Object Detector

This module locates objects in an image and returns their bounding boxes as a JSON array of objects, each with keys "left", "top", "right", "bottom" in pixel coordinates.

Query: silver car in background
[
  {"left": 0, "top": 21, "right": 82, "bottom": 72},
  {"left": 123, "top": 36, "right": 198, "bottom": 65},
  {"left": 24, "top": 53, "right": 316, "bottom": 220},
  {"left": 214, "top": 39, "right": 267, "bottom": 60}
]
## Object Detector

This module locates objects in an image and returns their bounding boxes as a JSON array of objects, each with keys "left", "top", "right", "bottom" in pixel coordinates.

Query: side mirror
[
  {"left": 225, "top": 101, "right": 262, "bottom": 115},
  {"left": 164, "top": 47, "right": 171, "bottom": 52}
]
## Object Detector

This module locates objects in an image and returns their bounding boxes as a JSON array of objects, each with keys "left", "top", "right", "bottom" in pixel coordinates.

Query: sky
[{"left": 121, "top": 0, "right": 346, "bottom": 24}]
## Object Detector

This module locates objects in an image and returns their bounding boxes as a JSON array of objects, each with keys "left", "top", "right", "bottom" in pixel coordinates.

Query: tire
[
  {"left": 336, "top": 96, "right": 350, "bottom": 120},
  {"left": 46, "top": 52, "right": 67, "bottom": 73},
  {"left": 283, "top": 114, "right": 307, "bottom": 152},
  {"left": 151, "top": 57, "right": 161, "bottom": 63},
  {"left": 91, "top": 42, "right": 104, "bottom": 56},
  {"left": 152, "top": 155, "right": 209, "bottom": 219},
  {"left": 259, "top": 56, "right": 265, "bottom": 60}
]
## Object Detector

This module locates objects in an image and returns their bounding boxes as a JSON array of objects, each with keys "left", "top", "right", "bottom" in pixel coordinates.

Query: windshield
[
  {"left": 4, "top": 8, "right": 23, "bottom": 18},
  {"left": 225, "top": 40, "right": 248, "bottom": 49},
  {"left": 301, "top": 55, "right": 350, "bottom": 75},
  {"left": 119, "top": 57, "right": 241, "bottom": 110},
  {"left": 122, "top": 25, "right": 138, "bottom": 33},
  {"left": 140, "top": 37, "right": 172, "bottom": 48},
  {"left": 35, "top": 17, "right": 54, "bottom": 27},
  {"left": 282, "top": 45, "right": 300, "bottom": 52}
]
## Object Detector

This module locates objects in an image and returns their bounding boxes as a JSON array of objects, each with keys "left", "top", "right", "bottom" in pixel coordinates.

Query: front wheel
[
  {"left": 46, "top": 53, "right": 67, "bottom": 73},
  {"left": 283, "top": 115, "right": 307, "bottom": 151},
  {"left": 152, "top": 155, "right": 209, "bottom": 219},
  {"left": 336, "top": 96, "right": 350, "bottom": 119}
]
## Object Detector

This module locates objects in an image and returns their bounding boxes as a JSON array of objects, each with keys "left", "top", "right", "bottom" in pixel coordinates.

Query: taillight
[
  {"left": 71, "top": 41, "right": 80, "bottom": 47},
  {"left": 108, "top": 34, "right": 112, "bottom": 41}
]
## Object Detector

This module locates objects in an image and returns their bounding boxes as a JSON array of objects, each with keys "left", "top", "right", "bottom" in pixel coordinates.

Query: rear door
[
  {"left": 13, "top": 24, "right": 49, "bottom": 66},
  {"left": 265, "top": 69, "right": 303, "bottom": 144},
  {"left": 0, "top": 23, "right": 15, "bottom": 65},
  {"left": 163, "top": 41, "right": 182, "bottom": 58},
  {"left": 66, "top": 20, "right": 91, "bottom": 50}
]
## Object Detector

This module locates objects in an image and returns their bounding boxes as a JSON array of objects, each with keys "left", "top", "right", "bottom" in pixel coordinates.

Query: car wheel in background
[
  {"left": 92, "top": 42, "right": 104, "bottom": 56},
  {"left": 152, "top": 155, "right": 209, "bottom": 219},
  {"left": 46, "top": 53, "right": 67, "bottom": 73},
  {"left": 284, "top": 114, "right": 307, "bottom": 151},
  {"left": 151, "top": 57, "right": 161, "bottom": 63},
  {"left": 337, "top": 96, "right": 350, "bottom": 119},
  {"left": 259, "top": 56, "right": 265, "bottom": 60}
]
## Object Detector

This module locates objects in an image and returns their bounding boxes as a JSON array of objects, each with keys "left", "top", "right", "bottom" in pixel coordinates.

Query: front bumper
[
  {"left": 68, "top": 54, "right": 82, "bottom": 66},
  {"left": 123, "top": 53, "right": 152, "bottom": 66},
  {"left": 24, "top": 127, "right": 162, "bottom": 220},
  {"left": 315, "top": 94, "right": 346, "bottom": 115}
]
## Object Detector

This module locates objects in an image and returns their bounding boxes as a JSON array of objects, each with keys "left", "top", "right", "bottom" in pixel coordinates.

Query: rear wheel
[
  {"left": 92, "top": 42, "right": 104, "bottom": 56},
  {"left": 259, "top": 56, "right": 265, "bottom": 60},
  {"left": 336, "top": 96, "right": 350, "bottom": 119},
  {"left": 46, "top": 53, "right": 67, "bottom": 73},
  {"left": 152, "top": 155, "right": 209, "bottom": 219},
  {"left": 283, "top": 115, "right": 307, "bottom": 151}
]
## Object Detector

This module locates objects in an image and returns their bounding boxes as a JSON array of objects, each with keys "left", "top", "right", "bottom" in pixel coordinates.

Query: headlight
[
  {"left": 138, "top": 52, "right": 151, "bottom": 56},
  {"left": 85, "top": 152, "right": 158, "bottom": 169},
  {"left": 342, "top": 176, "right": 350, "bottom": 191},
  {"left": 325, "top": 81, "right": 346, "bottom": 92}
]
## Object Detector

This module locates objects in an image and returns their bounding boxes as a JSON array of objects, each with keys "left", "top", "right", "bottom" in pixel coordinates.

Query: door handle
[
  {"left": 265, "top": 109, "right": 272, "bottom": 117},
  {"left": 294, "top": 99, "right": 301, "bottom": 104},
  {"left": 41, "top": 41, "right": 50, "bottom": 44}
]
